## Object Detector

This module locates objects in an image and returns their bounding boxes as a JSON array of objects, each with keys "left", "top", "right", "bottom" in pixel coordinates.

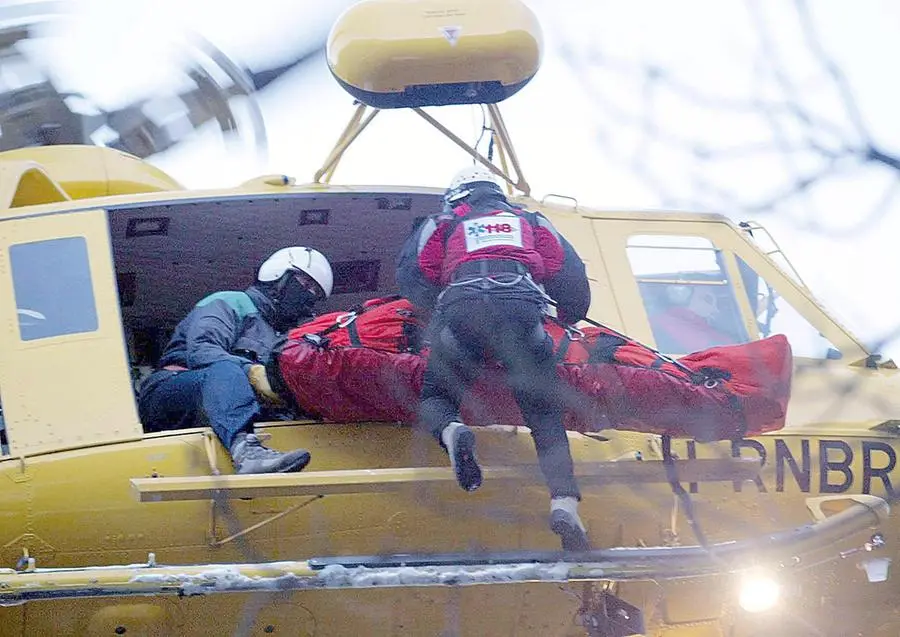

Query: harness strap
[
  {"left": 302, "top": 295, "right": 402, "bottom": 349},
  {"left": 346, "top": 321, "right": 363, "bottom": 348},
  {"left": 555, "top": 335, "right": 572, "bottom": 363}
]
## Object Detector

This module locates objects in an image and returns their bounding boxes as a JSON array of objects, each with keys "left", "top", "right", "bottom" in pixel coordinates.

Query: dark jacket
[{"left": 157, "top": 286, "right": 282, "bottom": 371}]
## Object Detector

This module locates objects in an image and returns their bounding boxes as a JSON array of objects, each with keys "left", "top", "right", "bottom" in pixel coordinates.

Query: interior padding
[{"left": 107, "top": 190, "right": 443, "bottom": 364}]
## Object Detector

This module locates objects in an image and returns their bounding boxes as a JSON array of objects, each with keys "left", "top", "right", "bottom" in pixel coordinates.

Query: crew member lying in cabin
[{"left": 137, "top": 246, "right": 334, "bottom": 475}]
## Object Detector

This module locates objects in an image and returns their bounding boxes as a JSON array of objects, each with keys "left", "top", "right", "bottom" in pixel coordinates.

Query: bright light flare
[{"left": 738, "top": 573, "right": 781, "bottom": 613}]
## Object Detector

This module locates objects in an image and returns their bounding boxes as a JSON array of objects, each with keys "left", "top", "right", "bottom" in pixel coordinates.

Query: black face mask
[{"left": 273, "top": 275, "right": 319, "bottom": 330}]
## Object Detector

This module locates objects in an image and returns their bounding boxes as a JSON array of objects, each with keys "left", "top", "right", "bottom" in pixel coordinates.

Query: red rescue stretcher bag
[
  {"left": 278, "top": 299, "right": 792, "bottom": 440},
  {"left": 287, "top": 296, "right": 426, "bottom": 353}
]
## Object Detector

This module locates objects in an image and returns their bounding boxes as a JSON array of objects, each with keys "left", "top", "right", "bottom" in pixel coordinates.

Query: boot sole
[
  {"left": 452, "top": 428, "right": 482, "bottom": 492},
  {"left": 550, "top": 511, "right": 592, "bottom": 552}
]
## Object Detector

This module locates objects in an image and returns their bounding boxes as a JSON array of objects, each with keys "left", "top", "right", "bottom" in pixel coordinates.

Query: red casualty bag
[
  {"left": 287, "top": 296, "right": 426, "bottom": 353},
  {"left": 278, "top": 299, "right": 793, "bottom": 440}
]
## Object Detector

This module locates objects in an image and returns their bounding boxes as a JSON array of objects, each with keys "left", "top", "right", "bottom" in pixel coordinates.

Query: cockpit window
[
  {"left": 627, "top": 235, "right": 750, "bottom": 353},
  {"left": 10, "top": 237, "right": 99, "bottom": 341},
  {"left": 736, "top": 256, "right": 840, "bottom": 359}
]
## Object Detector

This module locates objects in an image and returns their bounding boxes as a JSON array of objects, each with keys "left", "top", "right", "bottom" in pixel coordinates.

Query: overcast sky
[{"left": 18, "top": 0, "right": 900, "bottom": 358}]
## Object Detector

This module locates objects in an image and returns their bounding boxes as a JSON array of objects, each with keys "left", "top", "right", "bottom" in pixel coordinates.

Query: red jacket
[{"left": 416, "top": 200, "right": 565, "bottom": 285}]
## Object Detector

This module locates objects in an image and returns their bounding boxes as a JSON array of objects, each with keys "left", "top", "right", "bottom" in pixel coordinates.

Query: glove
[{"left": 247, "top": 364, "right": 285, "bottom": 407}]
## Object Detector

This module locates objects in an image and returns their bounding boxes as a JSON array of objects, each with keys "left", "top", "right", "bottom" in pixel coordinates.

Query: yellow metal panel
[
  {"left": 0, "top": 161, "right": 70, "bottom": 212},
  {"left": 0, "top": 146, "right": 182, "bottom": 201},
  {"left": 531, "top": 202, "right": 626, "bottom": 330},
  {"left": 328, "top": 0, "right": 541, "bottom": 92},
  {"left": 0, "top": 209, "right": 141, "bottom": 454},
  {"left": 4, "top": 586, "right": 584, "bottom": 637}
]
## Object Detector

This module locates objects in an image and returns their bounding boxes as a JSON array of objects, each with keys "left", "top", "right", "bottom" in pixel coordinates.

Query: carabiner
[{"left": 336, "top": 312, "right": 359, "bottom": 329}]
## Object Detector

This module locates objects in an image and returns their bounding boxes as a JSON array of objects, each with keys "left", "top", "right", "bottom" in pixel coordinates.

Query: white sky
[{"left": 13, "top": 0, "right": 900, "bottom": 358}]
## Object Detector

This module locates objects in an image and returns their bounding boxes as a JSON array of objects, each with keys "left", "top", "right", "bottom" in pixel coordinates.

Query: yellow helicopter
[{"left": 1, "top": 1, "right": 899, "bottom": 635}]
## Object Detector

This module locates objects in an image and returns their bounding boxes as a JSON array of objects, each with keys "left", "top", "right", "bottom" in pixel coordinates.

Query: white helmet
[
  {"left": 257, "top": 247, "right": 334, "bottom": 298},
  {"left": 445, "top": 165, "right": 503, "bottom": 204}
]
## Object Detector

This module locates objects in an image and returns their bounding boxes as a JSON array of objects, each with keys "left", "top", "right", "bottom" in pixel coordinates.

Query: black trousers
[{"left": 419, "top": 286, "right": 581, "bottom": 499}]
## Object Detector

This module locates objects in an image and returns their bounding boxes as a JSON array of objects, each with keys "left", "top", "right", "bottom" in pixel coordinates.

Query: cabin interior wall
[{"left": 105, "top": 193, "right": 441, "bottom": 372}]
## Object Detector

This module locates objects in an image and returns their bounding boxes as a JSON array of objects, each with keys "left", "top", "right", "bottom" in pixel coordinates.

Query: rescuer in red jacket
[{"left": 397, "top": 166, "right": 592, "bottom": 551}]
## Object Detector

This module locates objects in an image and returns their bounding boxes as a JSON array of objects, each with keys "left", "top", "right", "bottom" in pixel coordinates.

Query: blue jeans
[{"left": 138, "top": 360, "right": 259, "bottom": 449}]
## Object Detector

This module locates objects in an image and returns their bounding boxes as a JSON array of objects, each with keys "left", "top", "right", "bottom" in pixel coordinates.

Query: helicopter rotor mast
[
  {"left": 315, "top": 0, "right": 541, "bottom": 197},
  {"left": 314, "top": 101, "right": 530, "bottom": 197}
]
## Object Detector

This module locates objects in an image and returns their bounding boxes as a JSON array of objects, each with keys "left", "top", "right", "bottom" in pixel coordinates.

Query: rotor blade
[{"left": 246, "top": 44, "right": 325, "bottom": 91}]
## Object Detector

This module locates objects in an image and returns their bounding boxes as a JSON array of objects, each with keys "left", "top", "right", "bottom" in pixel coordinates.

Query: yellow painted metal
[
  {"left": 328, "top": 0, "right": 542, "bottom": 95},
  {"left": 0, "top": 0, "right": 893, "bottom": 631},
  {"left": 6, "top": 586, "right": 585, "bottom": 636},
  {"left": 132, "top": 457, "right": 762, "bottom": 502},
  {"left": 0, "top": 61, "right": 893, "bottom": 636},
  {"left": 237, "top": 174, "right": 297, "bottom": 189},
  {"left": 0, "top": 207, "right": 142, "bottom": 455},
  {"left": 0, "top": 161, "right": 70, "bottom": 211},
  {"left": 0, "top": 494, "right": 889, "bottom": 601},
  {"left": 0, "top": 143, "right": 896, "bottom": 633},
  {"left": 0, "top": 146, "right": 182, "bottom": 200}
]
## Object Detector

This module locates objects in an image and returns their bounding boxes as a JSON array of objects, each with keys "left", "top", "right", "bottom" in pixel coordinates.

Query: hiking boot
[
  {"left": 230, "top": 433, "right": 311, "bottom": 474},
  {"left": 550, "top": 497, "right": 592, "bottom": 552},
  {"left": 442, "top": 422, "right": 482, "bottom": 492}
]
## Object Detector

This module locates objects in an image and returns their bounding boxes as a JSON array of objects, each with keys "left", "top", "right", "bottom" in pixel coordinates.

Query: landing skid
[{"left": 0, "top": 496, "right": 887, "bottom": 605}]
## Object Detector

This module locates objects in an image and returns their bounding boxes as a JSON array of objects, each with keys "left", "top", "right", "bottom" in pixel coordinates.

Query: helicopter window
[
  {"left": 736, "top": 256, "right": 839, "bottom": 359},
  {"left": 627, "top": 235, "right": 750, "bottom": 354},
  {"left": 9, "top": 236, "right": 99, "bottom": 341}
]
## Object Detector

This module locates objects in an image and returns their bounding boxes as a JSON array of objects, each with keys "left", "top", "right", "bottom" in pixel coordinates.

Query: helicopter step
[{"left": 130, "top": 457, "right": 762, "bottom": 502}]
